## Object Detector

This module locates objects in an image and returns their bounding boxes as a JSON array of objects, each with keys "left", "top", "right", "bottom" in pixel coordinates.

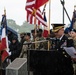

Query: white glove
[{"left": 6, "top": 48, "right": 11, "bottom": 56}]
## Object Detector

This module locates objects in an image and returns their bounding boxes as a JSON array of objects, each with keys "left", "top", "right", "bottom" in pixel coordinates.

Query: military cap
[
  {"left": 20, "top": 32, "right": 25, "bottom": 37},
  {"left": 20, "top": 32, "right": 25, "bottom": 35},
  {"left": 38, "top": 29, "right": 43, "bottom": 33},
  {"left": 25, "top": 33, "right": 31, "bottom": 37},
  {"left": 51, "top": 23, "right": 65, "bottom": 32},
  {"left": 71, "top": 29, "right": 76, "bottom": 32},
  {"left": 31, "top": 29, "right": 35, "bottom": 33},
  {"left": 31, "top": 29, "right": 38, "bottom": 33}
]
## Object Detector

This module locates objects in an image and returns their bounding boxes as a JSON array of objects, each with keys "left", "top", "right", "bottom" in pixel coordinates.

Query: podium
[{"left": 27, "top": 49, "right": 74, "bottom": 75}]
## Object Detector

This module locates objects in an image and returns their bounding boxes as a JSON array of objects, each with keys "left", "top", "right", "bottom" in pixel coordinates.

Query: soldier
[
  {"left": 31, "top": 28, "right": 47, "bottom": 50},
  {"left": 37, "top": 29, "right": 45, "bottom": 49},
  {"left": 51, "top": 23, "right": 74, "bottom": 48},
  {"left": 69, "top": 29, "right": 76, "bottom": 49},
  {"left": 51, "top": 23, "right": 74, "bottom": 75},
  {"left": 20, "top": 32, "right": 26, "bottom": 47},
  {"left": 68, "top": 29, "right": 76, "bottom": 75},
  {"left": 19, "top": 33, "right": 31, "bottom": 58},
  {"left": 31, "top": 29, "right": 38, "bottom": 40},
  {"left": 31, "top": 29, "right": 39, "bottom": 49}
]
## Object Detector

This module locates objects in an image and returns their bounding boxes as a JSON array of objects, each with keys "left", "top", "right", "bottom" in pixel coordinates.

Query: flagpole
[
  {"left": 49, "top": 0, "right": 51, "bottom": 34},
  {"left": 63, "top": 0, "right": 65, "bottom": 24},
  {"left": 34, "top": 11, "right": 37, "bottom": 49},
  {"left": 48, "top": 0, "right": 51, "bottom": 51},
  {"left": 4, "top": 8, "right": 6, "bottom": 15}
]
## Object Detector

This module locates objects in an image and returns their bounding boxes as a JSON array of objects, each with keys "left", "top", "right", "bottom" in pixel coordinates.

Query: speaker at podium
[{"left": 6, "top": 58, "right": 28, "bottom": 75}]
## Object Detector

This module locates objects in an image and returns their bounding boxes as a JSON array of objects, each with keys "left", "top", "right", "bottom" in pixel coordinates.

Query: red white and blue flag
[
  {"left": 1, "top": 14, "right": 9, "bottom": 62},
  {"left": 25, "top": 0, "right": 48, "bottom": 27},
  {"left": 42, "top": 11, "right": 48, "bottom": 38}
]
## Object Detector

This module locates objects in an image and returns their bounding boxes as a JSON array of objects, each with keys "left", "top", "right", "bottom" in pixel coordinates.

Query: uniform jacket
[
  {"left": 73, "top": 39, "right": 76, "bottom": 49},
  {"left": 59, "top": 35, "right": 74, "bottom": 48},
  {"left": 19, "top": 40, "right": 31, "bottom": 58}
]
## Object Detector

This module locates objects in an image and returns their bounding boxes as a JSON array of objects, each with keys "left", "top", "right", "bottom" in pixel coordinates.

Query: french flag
[
  {"left": 1, "top": 14, "right": 9, "bottom": 62},
  {"left": 42, "top": 12, "right": 48, "bottom": 38}
]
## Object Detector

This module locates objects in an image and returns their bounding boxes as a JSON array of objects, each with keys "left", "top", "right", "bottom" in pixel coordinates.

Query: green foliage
[{"left": 0, "top": 19, "right": 34, "bottom": 33}]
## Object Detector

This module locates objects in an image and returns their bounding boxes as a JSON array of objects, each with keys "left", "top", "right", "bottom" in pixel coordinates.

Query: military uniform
[
  {"left": 73, "top": 39, "right": 76, "bottom": 49},
  {"left": 71, "top": 29, "right": 76, "bottom": 49},
  {"left": 51, "top": 23, "right": 74, "bottom": 75},
  {"left": 36, "top": 37, "right": 47, "bottom": 50},
  {"left": 70, "top": 29, "right": 76, "bottom": 75},
  {"left": 31, "top": 36, "right": 38, "bottom": 49},
  {"left": 19, "top": 33, "right": 31, "bottom": 58},
  {"left": 31, "top": 28, "right": 48, "bottom": 50},
  {"left": 73, "top": 39, "right": 76, "bottom": 75},
  {"left": 19, "top": 41, "right": 31, "bottom": 58},
  {"left": 31, "top": 36, "right": 47, "bottom": 50}
]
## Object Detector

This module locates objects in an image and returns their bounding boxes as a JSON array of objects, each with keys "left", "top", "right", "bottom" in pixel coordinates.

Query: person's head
[
  {"left": 69, "top": 29, "right": 76, "bottom": 39},
  {"left": 20, "top": 32, "right": 25, "bottom": 39},
  {"left": 24, "top": 33, "right": 31, "bottom": 41},
  {"left": 8, "top": 30, "right": 12, "bottom": 35},
  {"left": 52, "top": 23, "right": 65, "bottom": 38},
  {"left": 31, "top": 29, "right": 38, "bottom": 38},
  {"left": 50, "top": 29, "right": 55, "bottom": 38},
  {"left": 37, "top": 29, "right": 43, "bottom": 37},
  {"left": 12, "top": 36, "right": 18, "bottom": 43}
]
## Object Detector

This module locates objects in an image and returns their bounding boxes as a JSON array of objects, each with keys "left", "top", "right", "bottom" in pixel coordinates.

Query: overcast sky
[{"left": 0, "top": 0, "right": 76, "bottom": 26}]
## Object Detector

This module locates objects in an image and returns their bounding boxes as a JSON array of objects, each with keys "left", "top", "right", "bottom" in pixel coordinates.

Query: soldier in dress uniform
[
  {"left": 51, "top": 23, "right": 74, "bottom": 75},
  {"left": 19, "top": 33, "right": 31, "bottom": 58},
  {"left": 51, "top": 23, "right": 74, "bottom": 48}
]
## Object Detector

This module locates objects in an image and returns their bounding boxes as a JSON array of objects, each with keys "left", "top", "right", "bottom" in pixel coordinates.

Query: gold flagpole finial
[{"left": 4, "top": 7, "right": 6, "bottom": 15}]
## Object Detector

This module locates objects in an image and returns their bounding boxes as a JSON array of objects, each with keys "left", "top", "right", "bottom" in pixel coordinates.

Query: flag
[
  {"left": 34, "top": 0, "right": 48, "bottom": 9},
  {"left": 42, "top": 12, "right": 48, "bottom": 38},
  {"left": 25, "top": 0, "right": 47, "bottom": 27},
  {"left": 25, "top": 0, "right": 35, "bottom": 8},
  {"left": 64, "top": 10, "right": 76, "bottom": 33},
  {"left": 69, "top": 10, "right": 76, "bottom": 30},
  {"left": 1, "top": 15, "right": 7, "bottom": 49},
  {"left": 72, "top": 10, "right": 76, "bottom": 29},
  {"left": 1, "top": 14, "right": 9, "bottom": 62}
]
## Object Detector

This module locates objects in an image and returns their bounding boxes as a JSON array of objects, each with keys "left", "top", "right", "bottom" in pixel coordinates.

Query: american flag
[{"left": 25, "top": 0, "right": 48, "bottom": 27}]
